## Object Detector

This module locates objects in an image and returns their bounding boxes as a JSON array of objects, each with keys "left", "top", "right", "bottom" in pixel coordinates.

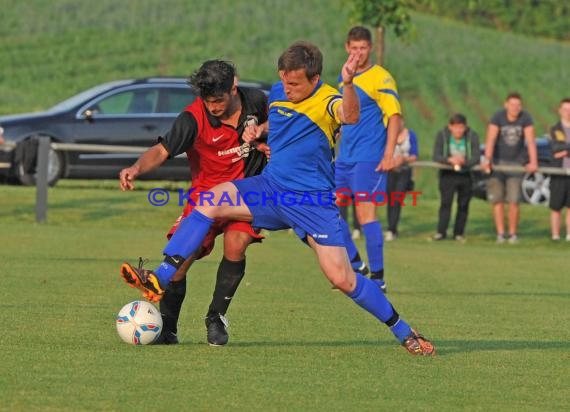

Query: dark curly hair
[{"left": 188, "top": 60, "right": 236, "bottom": 98}]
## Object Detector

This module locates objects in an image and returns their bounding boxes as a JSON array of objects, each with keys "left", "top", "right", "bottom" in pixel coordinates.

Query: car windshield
[{"left": 48, "top": 80, "right": 133, "bottom": 113}]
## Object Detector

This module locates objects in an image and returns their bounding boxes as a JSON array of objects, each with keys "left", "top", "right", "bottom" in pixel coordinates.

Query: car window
[
  {"left": 49, "top": 81, "right": 132, "bottom": 113},
  {"left": 97, "top": 89, "right": 159, "bottom": 115},
  {"left": 157, "top": 88, "right": 197, "bottom": 114}
]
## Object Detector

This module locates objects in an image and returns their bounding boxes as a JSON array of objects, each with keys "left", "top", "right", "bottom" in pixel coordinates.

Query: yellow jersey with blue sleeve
[
  {"left": 262, "top": 81, "right": 343, "bottom": 191},
  {"left": 337, "top": 65, "right": 401, "bottom": 162}
]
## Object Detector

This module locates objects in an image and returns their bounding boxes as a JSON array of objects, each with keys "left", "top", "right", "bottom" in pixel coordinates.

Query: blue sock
[
  {"left": 347, "top": 273, "right": 412, "bottom": 343},
  {"left": 154, "top": 210, "right": 214, "bottom": 285},
  {"left": 363, "top": 221, "right": 383, "bottom": 273},
  {"left": 340, "top": 217, "right": 362, "bottom": 269},
  {"left": 389, "top": 318, "right": 413, "bottom": 343}
]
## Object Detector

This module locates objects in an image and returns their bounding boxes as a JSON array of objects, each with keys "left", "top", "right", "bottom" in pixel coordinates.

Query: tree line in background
[
  {"left": 414, "top": 0, "right": 569, "bottom": 41},
  {"left": 351, "top": 0, "right": 568, "bottom": 65}
]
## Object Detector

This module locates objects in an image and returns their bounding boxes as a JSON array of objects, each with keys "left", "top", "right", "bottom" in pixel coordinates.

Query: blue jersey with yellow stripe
[
  {"left": 262, "top": 81, "right": 342, "bottom": 191},
  {"left": 337, "top": 65, "right": 401, "bottom": 162}
]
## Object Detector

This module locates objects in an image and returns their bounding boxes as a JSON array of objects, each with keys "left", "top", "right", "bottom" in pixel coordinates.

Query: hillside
[
  {"left": 1, "top": 0, "right": 569, "bottom": 161},
  {"left": 388, "top": 14, "right": 570, "bottom": 144},
  {"left": 0, "top": 0, "right": 352, "bottom": 112}
]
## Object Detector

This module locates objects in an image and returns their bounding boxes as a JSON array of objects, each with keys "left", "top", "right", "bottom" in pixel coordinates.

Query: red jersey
[{"left": 159, "top": 87, "right": 268, "bottom": 193}]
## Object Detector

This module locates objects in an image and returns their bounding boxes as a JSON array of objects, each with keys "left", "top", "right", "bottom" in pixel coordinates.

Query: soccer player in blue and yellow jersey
[
  {"left": 120, "top": 41, "right": 435, "bottom": 355},
  {"left": 335, "top": 26, "right": 403, "bottom": 292}
]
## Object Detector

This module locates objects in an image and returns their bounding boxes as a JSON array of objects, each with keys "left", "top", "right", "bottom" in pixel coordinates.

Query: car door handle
[{"left": 142, "top": 124, "right": 157, "bottom": 131}]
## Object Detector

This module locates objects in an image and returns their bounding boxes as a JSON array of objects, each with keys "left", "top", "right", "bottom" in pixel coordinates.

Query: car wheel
[
  {"left": 15, "top": 140, "right": 64, "bottom": 187},
  {"left": 521, "top": 172, "right": 550, "bottom": 206}
]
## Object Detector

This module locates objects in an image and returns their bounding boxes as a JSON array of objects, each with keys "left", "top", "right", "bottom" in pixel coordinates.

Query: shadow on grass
[
  {"left": 394, "top": 290, "right": 570, "bottom": 298},
  {"left": 170, "top": 338, "right": 568, "bottom": 357},
  {"left": 436, "top": 339, "right": 569, "bottom": 355},
  {"left": 174, "top": 339, "right": 393, "bottom": 348}
]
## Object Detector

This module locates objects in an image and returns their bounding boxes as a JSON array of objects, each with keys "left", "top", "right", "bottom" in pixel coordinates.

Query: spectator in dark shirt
[
  {"left": 385, "top": 122, "right": 418, "bottom": 241},
  {"left": 431, "top": 113, "right": 480, "bottom": 242},
  {"left": 548, "top": 97, "right": 570, "bottom": 241},
  {"left": 481, "top": 92, "right": 538, "bottom": 244}
]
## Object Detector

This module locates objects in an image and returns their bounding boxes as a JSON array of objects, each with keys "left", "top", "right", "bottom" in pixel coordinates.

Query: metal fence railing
[{"left": 412, "top": 160, "right": 570, "bottom": 175}]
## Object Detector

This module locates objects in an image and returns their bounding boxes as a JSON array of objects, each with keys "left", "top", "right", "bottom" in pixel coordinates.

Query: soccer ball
[{"left": 116, "top": 300, "right": 163, "bottom": 345}]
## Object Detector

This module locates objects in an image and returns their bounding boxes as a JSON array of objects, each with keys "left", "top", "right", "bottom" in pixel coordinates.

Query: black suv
[{"left": 0, "top": 77, "right": 270, "bottom": 186}]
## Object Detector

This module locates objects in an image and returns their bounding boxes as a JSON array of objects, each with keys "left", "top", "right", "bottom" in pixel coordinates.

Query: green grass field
[
  {"left": 1, "top": 2, "right": 570, "bottom": 410},
  {"left": 1, "top": 182, "right": 569, "bottom": 411}
]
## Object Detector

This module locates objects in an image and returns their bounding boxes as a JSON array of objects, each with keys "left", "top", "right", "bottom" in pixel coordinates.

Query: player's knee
[
  {"left": 329, "top": 275, "right": 353, "bottom": 292},
  {"left": 224, "top": 234, "right": 251, "bottom": 260},
  {"left": 195, "top": 204, "right": 218, "bottom": 218},
  {"left": 355, "top": 206, "right": 376, "bottom": 224},
  {"left": 323, "top": 263, "right": 354, "bottom": 292},
  {"left": 224, "top": 250, "right": 247, "bottom": 261}
]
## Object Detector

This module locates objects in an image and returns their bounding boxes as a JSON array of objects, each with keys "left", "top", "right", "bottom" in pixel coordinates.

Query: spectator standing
[
  {"left": 481, "top": 92, "right": 538, "bottom": 244},
  {"left": 385, "top": 123, "right": 418, "bottom": 241},
  {"left": 432, "top": 114, "right": 480, "bottom": 241},
  {"left": 548, "top": 97, "right": 570, "bottom": 241}
]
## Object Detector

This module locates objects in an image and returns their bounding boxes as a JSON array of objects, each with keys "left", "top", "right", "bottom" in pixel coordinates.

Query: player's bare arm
[
  {"left": 524, "top": 125, "right": 538, "bottom": 172},
  {"left": 337, "top": 52, "right": 360, "bottom": 124},
  {"left": 119, "top": 143, "right": 169, "bottom": 191},
  {"left": 376, "top": 114, "right": 402, "bottom": 172},
  {"left": 482, "top": 123, "right": 499, "bottom": 173}
]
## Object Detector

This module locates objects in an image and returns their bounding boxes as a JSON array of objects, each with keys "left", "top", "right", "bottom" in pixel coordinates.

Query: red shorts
[{"left": 167, "top": 202, "right": 263, "bottom": 260}]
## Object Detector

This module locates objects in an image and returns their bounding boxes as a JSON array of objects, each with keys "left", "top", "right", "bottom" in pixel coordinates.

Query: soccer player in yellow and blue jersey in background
[
  {"left": 120, "top": 41, "right": 435, "bottom": 355},
  {"left": 335, "top": 26, "right": 403, "bottom": 292}
]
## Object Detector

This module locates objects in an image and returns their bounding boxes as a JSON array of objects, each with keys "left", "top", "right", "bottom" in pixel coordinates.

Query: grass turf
[{"left": 1, "top": 181, "right": 569, "bottom": 411}]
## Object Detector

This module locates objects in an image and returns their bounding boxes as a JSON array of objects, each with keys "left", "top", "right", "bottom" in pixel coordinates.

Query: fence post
[{"left": 35, "top": 136, "right": 50, "bottom": 223}]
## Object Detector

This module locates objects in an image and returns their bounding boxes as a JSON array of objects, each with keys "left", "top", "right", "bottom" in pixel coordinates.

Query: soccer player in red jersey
[{"left": 119, "top": 60, "right": 269, "bottom": 346}]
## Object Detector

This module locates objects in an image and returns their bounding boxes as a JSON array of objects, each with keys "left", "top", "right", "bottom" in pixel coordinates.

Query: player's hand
[
  {"left": 393, "top": 156, "right": 404, "bottom": 168},
  {"left": 119, "top": 166, "right": 139, "bottom": 191},
  {"left": 375, "top": 157, "right": 396, "bottom": 172},
  {"left": 255, "top": 142, "right": 271, "bottom": 161},
  {"left": 243, "top": 121, "right": 268, "bottom": 144},
  {"left": 243, "top": 125, "right": 260, "bottom": 143},
  {"left": 341, "top": 51, "right": 360, "bottom": 85},
  {"left": 525, "top": 161, "right": 538, "bottom": 173}
]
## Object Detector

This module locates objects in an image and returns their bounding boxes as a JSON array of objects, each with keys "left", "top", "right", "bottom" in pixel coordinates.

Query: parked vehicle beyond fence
[{"left": 0, "top": 77, "right": 270, "bottom": 186}]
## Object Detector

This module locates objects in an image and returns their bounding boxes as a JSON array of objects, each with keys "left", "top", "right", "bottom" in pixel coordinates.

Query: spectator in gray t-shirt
[{"left": 481, "top": 92, "right": 538, "bottom": 244}]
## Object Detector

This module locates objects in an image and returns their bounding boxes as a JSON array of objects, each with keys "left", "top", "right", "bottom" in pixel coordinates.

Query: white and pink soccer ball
[{"left": 116, "top": 300, "right": 162, "bottom": 345}]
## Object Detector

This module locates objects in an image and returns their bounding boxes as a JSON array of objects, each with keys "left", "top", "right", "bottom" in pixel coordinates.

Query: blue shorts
[
  {"left": 233, "top": 175, "right": 345, "bottom": 246},
  {"left": 335, "top": 161, "right": 387, "bottom": 202}
]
